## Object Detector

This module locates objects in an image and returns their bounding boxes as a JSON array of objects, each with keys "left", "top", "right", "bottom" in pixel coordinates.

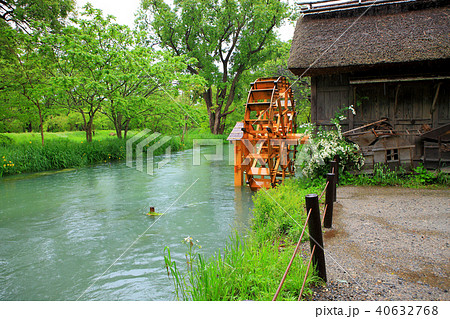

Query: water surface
[{"left": 0, "top": 146, "right": 254, "bottom": 300}]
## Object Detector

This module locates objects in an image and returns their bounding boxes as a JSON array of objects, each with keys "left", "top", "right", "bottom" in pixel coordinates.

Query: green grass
[
  {"left": 0, "top": 129, "right": 227, "bottom": 177},
  {"left": 0, "top": 138, "right": 127, "bottom": 176},
  {"left": 165, "top": 233, "right": 320, "bottom": 301},
  {"left": 251, "top": 179, "right": 324, "bottom": 243},
  {"left": 2, "top": 129, "right": 227, "bottom": 145},
  {"left": 163, "top": 179, "right": 325, "bottom": 301},
  {"left": 3, "top": 130, "right": 120, "bottom": 144},
  {"left": 342, "top": 163, "right": 450, "bottom": 188}
]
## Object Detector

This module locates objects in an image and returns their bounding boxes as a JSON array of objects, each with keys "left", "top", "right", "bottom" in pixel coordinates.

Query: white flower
[
  {"left": 349, "top": 105, "right": 356, "bottom": 115},
  {"left": 184, "top": 236, "right": 193, "bottom": 243}
]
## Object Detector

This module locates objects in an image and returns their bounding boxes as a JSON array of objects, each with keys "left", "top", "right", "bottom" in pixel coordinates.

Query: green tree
[
  {"left": 101, "top": 42, "right": 204, "bottom": 139},
  {"left": 42, "top": 5, "right": 123, "bottom": 142},
  {"left": 139, "top": 0, "right": 292, "bottom": 134},
  {"left": 44, "top": 6, "right": 117, "bottom": 142},
  {"left": 44, "top": 5, "right": 204, "bottom": 142},
  {"left": 0, "top": 0, "right": 74, "bottom": 140},
  {"left": 0, "top": 0, "right": 74, "bottom": 32},
  {"left": 0, "top": 22, "right": 57, "bottom": 144}
]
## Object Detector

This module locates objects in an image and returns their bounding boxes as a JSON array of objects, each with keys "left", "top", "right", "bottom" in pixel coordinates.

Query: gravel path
[{"left": 304, "top": 186, "right": 450, "bottom": 301}]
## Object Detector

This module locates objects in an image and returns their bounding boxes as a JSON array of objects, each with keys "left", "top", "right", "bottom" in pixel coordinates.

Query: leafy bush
[
  {"left": 342, "top": 163, "right": 449, "bottom": 187},
  {"left": 412, "top": 164, "right": 437, "bottom": 185},
  {"left": 0, "top": 134, "right": 15, "bottom": 147},
  {"left": 296, "top": 106, "right": 364, "bottom": 179},
  {"left": 44, "top": 115, "right": 73, "bottom": 132}
]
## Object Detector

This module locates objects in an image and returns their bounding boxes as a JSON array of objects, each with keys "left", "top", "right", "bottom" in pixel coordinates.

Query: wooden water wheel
[{"left": 237, "top": 76, "right": 306, "bottom": 191}]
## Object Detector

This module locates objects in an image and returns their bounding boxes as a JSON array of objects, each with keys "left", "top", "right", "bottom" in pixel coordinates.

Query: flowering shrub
[{"left": 296, "top": 106, "right": 365, "bottom": 179}]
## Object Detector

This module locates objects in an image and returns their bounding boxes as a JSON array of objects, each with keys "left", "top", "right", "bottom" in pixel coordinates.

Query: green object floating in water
[{"left": 146, "top": 212, "right": 164, "bottom": 216}]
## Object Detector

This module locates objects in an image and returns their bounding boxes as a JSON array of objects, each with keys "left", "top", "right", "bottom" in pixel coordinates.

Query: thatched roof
[{"left": 288, "top": 0, "right": 450, "bottom": 76}]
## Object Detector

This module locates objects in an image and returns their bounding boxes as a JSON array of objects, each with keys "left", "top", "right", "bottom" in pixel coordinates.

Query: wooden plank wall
[
  {"left": 312, "top": 75, "right": 450, "bottom": 159},
  {"left": 314, "top": 74, "right": 350, "bottom": 129},
  {"left": 437, "top": 82, "right": 450, "bottom": 126}
]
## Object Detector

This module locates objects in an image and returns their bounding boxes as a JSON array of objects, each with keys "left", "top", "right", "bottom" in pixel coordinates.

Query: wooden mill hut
[{"left": 288, "top": 0, "right": 450, "bottom": 169}]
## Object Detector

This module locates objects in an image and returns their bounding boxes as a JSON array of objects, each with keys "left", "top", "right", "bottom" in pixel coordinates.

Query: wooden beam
[
  {"left": 431, "top": 82, "right": 442, "bottom": 129},
  {"left": 234, "top": 141, "right": 243, "bottom": 186},
  {"left": 342, "top": 118, "right": 388, "bottom": 135},
  {"left": 311, "top": 77, "right": 317, "bottom": 124},
  {"left": 349, "top": 76, "right": 450, "bottom": 85}
]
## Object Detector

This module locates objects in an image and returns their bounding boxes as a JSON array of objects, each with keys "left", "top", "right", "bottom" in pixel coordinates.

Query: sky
[{"left": 76, "top": 0, "right": 297, "bottom": 42}]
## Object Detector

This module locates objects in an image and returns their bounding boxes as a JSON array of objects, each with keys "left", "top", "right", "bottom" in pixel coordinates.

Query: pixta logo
[{"left": 126, "top": 129, "right": 171, "bottom": 175}]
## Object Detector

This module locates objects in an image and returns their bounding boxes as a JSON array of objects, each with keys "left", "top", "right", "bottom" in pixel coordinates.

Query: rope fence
[{"left": 273, "top": 155, "right": 339, "bottom": 301}]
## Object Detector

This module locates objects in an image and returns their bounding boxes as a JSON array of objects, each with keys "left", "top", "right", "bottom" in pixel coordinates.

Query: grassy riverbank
[
  {"left": 164, "top": 179, "right": 324, "bottom": 301},
  {"left": 0, "top": 130, "right": 227, "bottom": 177}
]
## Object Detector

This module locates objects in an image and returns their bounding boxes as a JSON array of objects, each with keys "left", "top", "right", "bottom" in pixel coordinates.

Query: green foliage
[
  {"left": 0, "top": 134, "right": 15, "bottom": 146},
  {"left": 296, "top": 106, "right": 364, "bottom": 179},
  {"left": 411, "top": 164, "right": 437, "bottom": 185},
  {"left": 163, "top": 180, "right": 325, "bottom": 301},
  {"left": 140, "top": 0, "right": 293, "bottom": 134},
  {"left": 342, "top": 163, "right": 450, "bottom": 187},
  {"left": 251, "top": 179, "right": 322, "bottom": 243},
  {"left": 164, "top": 232, "right": 320, "bottom": 301},
  {"left": 4, "top": 130, "right": 118, "bottom": 144},
  {"left": 1, "top": 3, "right": 205, "bottom": 141},
  {"left": 1, "top": 16, "right": 58, "bottom": 144},
  {"left": 0, "top": 138, "right": 127, "bottom": 176},
  {"left": 44, "top": 114, "right": 83, "bottom": 132},
  {"left": 371, "top": 164, "right": 405, "bottom": 186},
  {"left": 37, "top": 4, "right": 205, "bottom": 141},
  {"left": 0, "top": 0, "right": 75, "bottom": 32},
  {"left": 179, "top": 128, "right": 228, "bottom": 150}
]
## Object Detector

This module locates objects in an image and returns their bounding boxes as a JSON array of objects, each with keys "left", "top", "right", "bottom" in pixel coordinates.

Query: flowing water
[{"left": 0, "top": 145, "right": 254, "bottom": 300}]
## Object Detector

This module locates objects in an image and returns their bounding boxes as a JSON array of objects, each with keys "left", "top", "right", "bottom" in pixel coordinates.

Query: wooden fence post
[
  {"left": 333, "top": 155, "right": 340, "bottom": 184},
  {"left": 330, "top": 160, "right": 338, "bottom": 202},
  {"left": 324, "top": 173, "right": 334, "bottom": 228},
  {"left": 305, "top": 194, "right": 327, "bottom": 282}
]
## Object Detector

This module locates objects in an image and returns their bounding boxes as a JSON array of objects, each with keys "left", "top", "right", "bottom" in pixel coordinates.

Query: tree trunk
[
  {"left": 202, "top": 84, "right": 237, "bottom": 135},
  {"left": 212, "top": 111, "right": 221, "bottom": 135},
  {"left": 37, "top": 102, "right": 44, "bottom": 146},
  {"left": 123, "top": 119, "right": 131, "bottom": 139},
  {"left": 85, "top": 117, "right": 94, "bottom": 143},
  {"left": 114, "top": 113, "right": 123, "bottom": 139},
  {"left": 181, "top": 115, "right": 188, "bottom": 143}
]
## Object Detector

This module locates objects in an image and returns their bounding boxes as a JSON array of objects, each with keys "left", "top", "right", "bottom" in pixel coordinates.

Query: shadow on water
[{"left": 0, "top": 145, "right": 254, "bottom": 300}]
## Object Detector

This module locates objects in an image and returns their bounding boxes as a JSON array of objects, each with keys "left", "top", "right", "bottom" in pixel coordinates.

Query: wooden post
[
  {"left": 305, "top": 194, "right": 327, "bottom": 282},
  {"left": 333, "top": 155, "right": 340, "bottom": 185},
  {"left": 234, "top": 140, "right": 243, "bottom": 186},
  {"left": 330, "top": 160, "right": 338, "bottom": 202},
  {"left": 324, "top": 173, "right": 334, "bottom": 229}
]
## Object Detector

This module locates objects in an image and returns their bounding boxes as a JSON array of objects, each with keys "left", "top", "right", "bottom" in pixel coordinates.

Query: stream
[{"left": 0, "top": 145, "right": 254, "bottom": 300}]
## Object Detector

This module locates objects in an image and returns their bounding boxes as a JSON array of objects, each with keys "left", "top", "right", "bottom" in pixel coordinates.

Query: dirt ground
[{"left": 304, "top": 186, "right": 450, "bottom": 301}]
